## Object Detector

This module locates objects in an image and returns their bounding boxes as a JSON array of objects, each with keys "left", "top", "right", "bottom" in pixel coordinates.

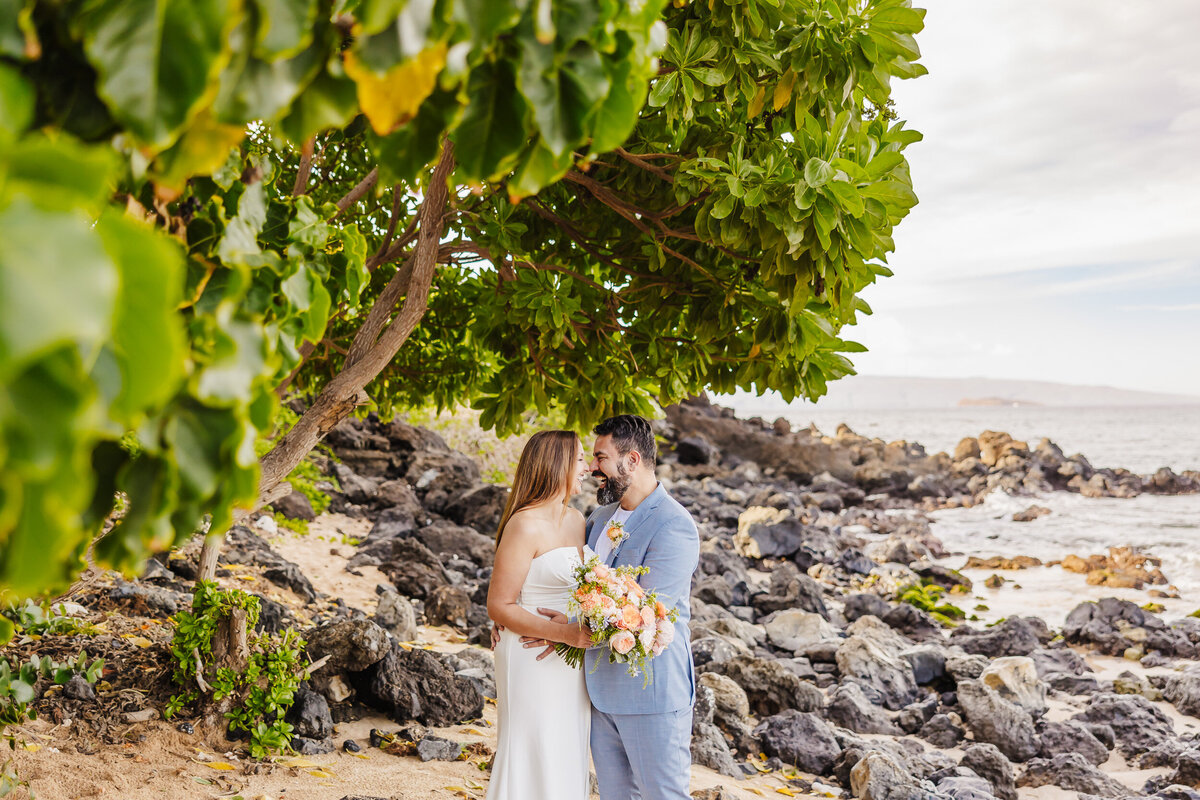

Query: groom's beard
[{"left": 595, "top": 462, "right": 631, "bottom": 505}]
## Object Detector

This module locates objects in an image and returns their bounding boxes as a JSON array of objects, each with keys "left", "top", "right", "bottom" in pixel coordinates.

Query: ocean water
[
  {"left": 738, "top": 404, "right": 1200, "bottom": 624},
  {"left": 772, "top": 405, "right": 1200, "bottom": 475}
]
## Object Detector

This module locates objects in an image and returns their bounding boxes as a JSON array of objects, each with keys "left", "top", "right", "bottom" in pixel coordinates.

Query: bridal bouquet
[{"left": 555, "top": 555, "right": 679, "bottom": 685}]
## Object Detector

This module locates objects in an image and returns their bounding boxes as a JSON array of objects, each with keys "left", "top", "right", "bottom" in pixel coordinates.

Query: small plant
[
  {"left": 0, "top": 651, "right": 103, "bottom": 795},
  {"left": 3, "top": 600, "right": 101, "bottom": 639},
  {"left": 273, "top": 512, "right": 309, "bottom": 536},
  {"left": 166, "top": 582, "right": 309, "bottom": 759},
  {"left": 897, "top": 582, "right": 966, "bottom": 627}
]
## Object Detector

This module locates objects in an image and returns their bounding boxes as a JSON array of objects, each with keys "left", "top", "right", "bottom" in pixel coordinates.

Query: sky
[{"left": 840, "top": 0, "right": 1200, "bottom": 397}]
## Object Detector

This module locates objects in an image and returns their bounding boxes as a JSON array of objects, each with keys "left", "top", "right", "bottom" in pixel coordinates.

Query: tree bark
[{"left": 195, "top": 142, "right": 456, "bottom": 582}]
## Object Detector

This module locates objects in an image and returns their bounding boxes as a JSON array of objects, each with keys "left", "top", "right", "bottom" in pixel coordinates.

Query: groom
[{"left": 528, "top": 414, "right": 699, "bottom": 800}]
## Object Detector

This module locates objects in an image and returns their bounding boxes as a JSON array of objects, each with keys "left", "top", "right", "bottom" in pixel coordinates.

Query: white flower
[
  {"left": 638, "top": 625, "right": 656, "bottom": 653},
  {"left": 655, "top": 620, "right": 676, "bottom": 647}
]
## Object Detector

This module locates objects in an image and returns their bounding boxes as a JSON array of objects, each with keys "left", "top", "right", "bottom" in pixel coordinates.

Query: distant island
[
  {"left": 725, "top": 375, "right": 1200, "bottom": 413},
  {"left": 957, "top": 397, "right": 1043, "bottom": 407}
]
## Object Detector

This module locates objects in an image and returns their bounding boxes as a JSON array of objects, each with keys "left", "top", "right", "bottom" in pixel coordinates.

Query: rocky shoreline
[{"left": 14, "top": 396, "right": 1200, "bottom": 799}]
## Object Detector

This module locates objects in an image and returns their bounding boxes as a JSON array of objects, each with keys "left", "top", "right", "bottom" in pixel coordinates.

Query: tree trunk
[
  {"left": 195, "top": 142, "right": 456, "bottom": 583},
  {"left": 203, "top": 606, "right": 250, "bottom": 730}
]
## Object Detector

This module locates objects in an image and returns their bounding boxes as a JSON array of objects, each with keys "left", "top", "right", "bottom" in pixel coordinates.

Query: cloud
[{"left": 837, "top": 0, "right": 1200, "bottom": 394}]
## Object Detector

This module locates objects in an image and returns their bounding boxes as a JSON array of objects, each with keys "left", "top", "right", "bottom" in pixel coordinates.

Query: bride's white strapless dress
[{"left": 487, "top": 545, "right": 593, "bottom": 800}]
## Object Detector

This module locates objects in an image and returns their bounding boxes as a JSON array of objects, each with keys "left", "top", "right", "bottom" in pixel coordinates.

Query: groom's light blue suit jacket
[{"left": 584, "top": 483, "right": 699, "bottom": 715}]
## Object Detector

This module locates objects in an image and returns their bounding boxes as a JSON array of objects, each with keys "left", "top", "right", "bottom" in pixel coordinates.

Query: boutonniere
[{"left": 605, "top": 520, "right": 629, "bottom": 550}]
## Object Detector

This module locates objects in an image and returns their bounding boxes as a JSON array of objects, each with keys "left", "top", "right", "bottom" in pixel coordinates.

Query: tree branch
[
  {"left": 334, "top": 167, "right": 379, "bottom": 217},
  {"left": 292, "top": 137, "right": 315, "bottom": 196}
]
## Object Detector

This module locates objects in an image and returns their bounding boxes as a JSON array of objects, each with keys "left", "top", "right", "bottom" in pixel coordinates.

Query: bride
[{"left": 485, "top": 430, "right": 595, "bottom": 800}]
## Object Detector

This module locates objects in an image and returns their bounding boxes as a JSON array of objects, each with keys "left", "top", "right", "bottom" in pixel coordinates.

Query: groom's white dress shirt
[{"left": 593, "top": 506, "right": 632, "bottom": 565}]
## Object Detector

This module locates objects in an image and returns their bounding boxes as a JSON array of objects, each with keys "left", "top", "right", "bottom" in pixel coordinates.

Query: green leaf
[
  {"left": 2, "top": 135, "right": 117, "bottom": 213},
  {"left": 860, "top": 179, "right": 918, "bottom": 209},
  {"left": 453, "top": 60, "right": 528, "bottom": 182},
  {"left": 803, "top": 157, "right": 834, "bottom": 188},
  {"left": 871, "top": 7, "right": 926, "bottom": 35},
  {"left": 218, "top": 181, "right": 268, "bottom": 263},
  {"left": 0, "top": 63, "right": 33, "bottom": 137},
  {"left": 276, "top": 68, "right": 358, "bottom": 145},
  {"left": 0, "top": 199, "right": 116, "bottom": 374},
  {"left": 826, "top": 180, "right": 864, "bottom": 217},
  {"left": 95, "top": 212, "right": 187, "bottom": 419},
  {"left": 519, "top": 43, "right": 611, "bottom": 156},
  {"left": 78, "top": 0, "right": 239, "bottom": 148},
  {"left": 254, "top": 0, "right": 317, "bottom": 59}
]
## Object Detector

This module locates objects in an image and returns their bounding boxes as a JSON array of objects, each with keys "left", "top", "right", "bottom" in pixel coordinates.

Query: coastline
[{"left": 7, "top": 397, "right": 1200, "bottom": 800}]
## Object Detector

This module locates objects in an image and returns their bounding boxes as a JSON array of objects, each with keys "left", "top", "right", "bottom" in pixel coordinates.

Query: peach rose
[
  {"left": 610, "top": 631, "right": 636, "bottom": 655},
  {"left": 599, "top": 595, "right": 618, "bottom": 614},
  {"left": 650, "top": 642, "right": 666, "bottom": 657},
  {"left": 592, "top": 564, "right": 611, "bottom": 579},
  {"left": 618, "top": 603, "right": 643, "bottom": 630},
  {"left": 580, "top": 596, "right": 601, "bottom": 615},
  {"left": 655, "top": 600, "right": 668, "bottom": 619},
  {"left": 655, "top": 619, "right": 676, "bottom": 647},
  {"left": 640, "top": 606, "right": 657, "bottom": 629}
]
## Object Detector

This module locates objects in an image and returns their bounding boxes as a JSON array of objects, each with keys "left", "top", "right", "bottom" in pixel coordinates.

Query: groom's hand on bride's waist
[{"left": 520, "top": 607, "right": 566, "bottom": 661}]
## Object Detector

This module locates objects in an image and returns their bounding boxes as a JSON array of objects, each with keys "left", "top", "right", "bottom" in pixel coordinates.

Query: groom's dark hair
[{"left": 593, "top": 414, "right": 657, "bottom": 469}]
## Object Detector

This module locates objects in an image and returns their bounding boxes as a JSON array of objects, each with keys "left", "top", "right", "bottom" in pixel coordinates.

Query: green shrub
[
  {"left": 897, "top": 582, "right": 966, "bottom": 627},
  {"left": 166, "top": 582, "right": 309, "bottom": 759}
]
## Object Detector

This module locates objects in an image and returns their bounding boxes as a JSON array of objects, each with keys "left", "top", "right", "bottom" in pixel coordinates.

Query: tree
[{"left": 0, "top": 0, "right": 926, "bottom": 607}]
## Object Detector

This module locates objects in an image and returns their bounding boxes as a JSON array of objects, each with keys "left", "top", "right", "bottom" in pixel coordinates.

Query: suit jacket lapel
[{"left": 608, "top": 483, "right": 667, "bottom": 565}]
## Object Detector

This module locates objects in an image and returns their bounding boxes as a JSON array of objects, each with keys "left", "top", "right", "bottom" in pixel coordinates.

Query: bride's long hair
[{"left": 495, "top": 430, "right": 580, "bottom": 544}]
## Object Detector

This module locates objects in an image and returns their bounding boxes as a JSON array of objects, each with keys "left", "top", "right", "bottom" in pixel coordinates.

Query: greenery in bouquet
[{"left": 556, "top": 556, "right": 679, "bottom": 686}]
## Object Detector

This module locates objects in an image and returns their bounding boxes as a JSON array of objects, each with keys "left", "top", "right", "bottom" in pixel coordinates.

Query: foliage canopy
[{"left": 0, "top": 0, "right": 925, "bottom": 601}]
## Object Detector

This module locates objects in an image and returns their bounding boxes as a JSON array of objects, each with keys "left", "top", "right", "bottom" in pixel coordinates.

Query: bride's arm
[{"left": 487, "top": 519, "right": 591, "bottom": 648}]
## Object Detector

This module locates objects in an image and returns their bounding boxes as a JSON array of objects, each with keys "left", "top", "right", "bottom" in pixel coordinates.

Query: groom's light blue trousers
[{"left": 591, "top": 707, "right": 692, "bottom": 800}]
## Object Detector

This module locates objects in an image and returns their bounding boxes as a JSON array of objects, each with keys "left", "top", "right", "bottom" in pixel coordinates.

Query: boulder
[
  {"left": 826, "top": 682, "right": 901, "bottom": 735},
  {"left": 850, "top": 751, "right": 925, "bottom": 800},
  {"left": 274, "top": 488, "right": 316, "bottom": 521},
  {"left": 956, "top": 679, "right": 1039, "bottom": 762},
  {"left": 1064, "top": 598, "right": 1195, "bottom": 659},
  {"left": 764, "top": 609, "right": 839, "bottom": 653},
  {"left": 692, "top": 574, "right": 734, "bottom": 607},
  {"left": 1072, "top": 692, "right": 1175, "bottom": 758},
  {"left": 844, "top": 593, "right": 890, "bottom": 622},
  {"left": 691, "top": 635, "right": 749, "bottom": 668},
  {"left": 935, "top": 772, "right": 996, "bottom": 800},
  {"left": 287, "top": 684, "right": 333, "bottom": 741},
  {"left": 306, "top": 618, "right": 391, "bottom": 674},
  {"left": 1163, "top": 664, "right": 1200, "bottom": 717},
  {"left": 920, "top": 714, "right": 965, "bottom": 748},
  {"left": 705, "top": 655, "right": 823, "bottom": 716},
  {"left": 382, "top": 538, "right": 451, "bottom": 600},
  {"left": 440, "top": 484, "right": 508, "bottom": 537},
  {"left": 900, "top": 644, "right": 947, "bottom": 685},
  {"left": 373, "top": 589, "right": 418, "bottom": 641},
  {"left": 754, "top": 710, "right": 841, "bottom": 775},
  {"left": 979, "top": 657, "right": 1047, "bottom": 718},
  {"left": 1017, "top": 752, "right": 1130, "bottom": 797},
  {"left": 1037, "top": 720, "right": 1109, "bottom": 766},
  {"left": 412, "top": 520, "right": 495, "bottom": 568},
  {"left": 959, "top": 743, "right": 1016, "bottom": 800},
  {"left": 676, "top": 435, "right": 719, "bottom": 466},
  {"left": 417, "top": 735, "right": 464, "bottom": 762},
  {"left": 332, "top": 462, "right": 381, "bottom": 503},
  {"left": 751, "top": 563, "right": 829, "bottom": 619},
  {"left": 425, "top": 585, "right": 472, "bottom": 630},
  {"left": 835, "top": 617, "right": 918, "bottom": 710},
  {"left": 690, "top": 685, "right": 740, "bottom": 777},
  {"left": 949, "top": 618, "right": 1039, "bottom": 658},
  {"left": 362, "top": 645, "right": 484, "bottom": 727}
]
